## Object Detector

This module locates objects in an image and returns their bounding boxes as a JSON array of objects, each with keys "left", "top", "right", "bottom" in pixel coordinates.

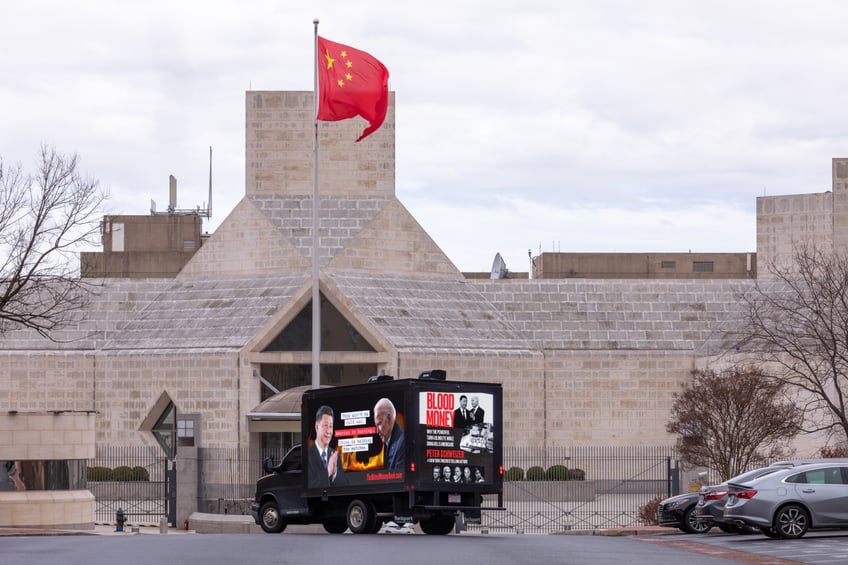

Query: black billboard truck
[{"left": 250, "top": 372, "right": 504, "bottom": 535}]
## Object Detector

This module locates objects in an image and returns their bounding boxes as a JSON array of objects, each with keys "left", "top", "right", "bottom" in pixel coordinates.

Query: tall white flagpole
[{"left": 311, "top": 18, "right": 321, "bottom": 390}]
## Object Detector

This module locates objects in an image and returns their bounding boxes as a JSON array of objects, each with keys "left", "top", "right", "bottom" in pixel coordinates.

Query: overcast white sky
[{"left": 2, "top": 1, "right": 846, "bottom": 273}]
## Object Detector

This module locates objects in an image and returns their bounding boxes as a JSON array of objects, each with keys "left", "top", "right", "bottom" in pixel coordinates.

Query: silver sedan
[{"left": 723, "top": 461, "right": 848, "bottom": 539}]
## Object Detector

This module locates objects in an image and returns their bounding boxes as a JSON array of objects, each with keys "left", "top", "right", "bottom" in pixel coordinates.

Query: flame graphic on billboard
[{"left": 342, "top": 449, "right": 384, "bottom": 471}]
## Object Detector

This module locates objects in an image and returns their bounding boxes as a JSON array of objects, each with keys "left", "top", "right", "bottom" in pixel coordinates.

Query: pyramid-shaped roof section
[
  {"left": 325, "top": 271, "right": 534, "bottom": 352},
  {"left": 179, "top": 91, "right": 462, "bottom": 278},
  {"left": 0, "top": 279, "right": 174, "bottom": 351},
  {"left": 101, "top": 273, "right": 308, "bottom": 351}
]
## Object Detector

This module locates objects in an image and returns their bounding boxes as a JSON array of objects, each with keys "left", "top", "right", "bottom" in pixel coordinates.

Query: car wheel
[
  {"left": 259, "top": 501, "right": 287, "bottom": 533},
  {"left": 323, "top": 518, "right": 348, "bottom": 534},
  {"left": 759, "top": 526, "right": 781, "bottom": 538},
  {"left": 682, "top": 506, "right": 711, "bottom": 534},
  {"left": 347, "top": 499, "right": 377, "bottom": 534},
  {"left": 775, "top": 504, "right": 809, "bottom": 539}
]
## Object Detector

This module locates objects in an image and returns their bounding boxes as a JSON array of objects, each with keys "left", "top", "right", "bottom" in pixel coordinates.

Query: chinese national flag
[{"left": 317, "top": 36, "right": 389, "bottom": 142}]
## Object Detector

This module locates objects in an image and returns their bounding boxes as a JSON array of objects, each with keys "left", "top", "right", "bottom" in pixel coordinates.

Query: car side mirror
[{"left": 262, "top": 457, "right": 275, "bottom": 475}]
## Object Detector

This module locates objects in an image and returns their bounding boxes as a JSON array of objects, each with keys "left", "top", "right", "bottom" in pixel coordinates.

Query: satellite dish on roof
[{"left": 490, "top": 252, "right": 508, "bottom": 279}]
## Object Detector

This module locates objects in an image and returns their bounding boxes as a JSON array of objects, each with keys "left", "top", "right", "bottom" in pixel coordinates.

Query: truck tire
[
  {"left": 259, "top": 501, "right": 287, "bottom": 533},
  {"left": 347, "top": 499, "right": 377, "bottom": 534},
  {"left": 369, "top": 518, "right": 384, "bottom": 534},
  {"left": 323, "top": 518, "right": 348, "bottom": 534},
  {"left": 420, "top": 512, "right": 455, "bottom": 535}
]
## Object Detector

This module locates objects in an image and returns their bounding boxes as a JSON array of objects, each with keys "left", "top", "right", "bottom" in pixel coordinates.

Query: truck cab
[{"left": 253, "top": 446, "right": 310, "bottom": 533}]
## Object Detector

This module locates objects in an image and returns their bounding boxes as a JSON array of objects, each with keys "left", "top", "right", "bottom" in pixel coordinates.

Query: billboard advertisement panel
[
  {"left": 304, "top": 389, "right": 406, "bottom": 489},
  {"left": 419, "top": 390, "right": 496, "bottom": 486}
]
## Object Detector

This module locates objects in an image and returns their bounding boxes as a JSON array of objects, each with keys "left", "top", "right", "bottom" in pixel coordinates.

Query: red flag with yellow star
[{"left": 317, "top": 36, "right": 389, "bottom": 142}]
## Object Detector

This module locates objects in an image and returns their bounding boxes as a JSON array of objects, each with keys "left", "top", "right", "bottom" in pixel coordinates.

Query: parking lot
[{"left": 642, "top": 530, "right": 848, "bottom": 565}]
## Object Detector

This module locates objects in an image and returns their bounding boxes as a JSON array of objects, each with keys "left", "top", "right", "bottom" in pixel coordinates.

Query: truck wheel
[
  {"left": 323, "top": 518, "right": 348, "bottom": 534},
  {"left": 420, "top": 512, "right": 455, "bottom": 535},
  {"left": 259, "top": 501, "right": 287, "bottom": 533},
  {"left": 347, "top": 499, "right": 377, "bottom": 534},
  {"left": 368, "top": 518, "right": 384, "bottom": 534}
]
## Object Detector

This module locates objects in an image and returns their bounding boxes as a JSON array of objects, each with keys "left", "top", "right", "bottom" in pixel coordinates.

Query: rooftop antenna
[
  {"left": 150, "top": 148, "right": 213, "bottom": 219},
  {"left": 207, "top": 146, "right": 213, "bottom": 219},
  {"left": 490, "top": 252, "right": 508, "bottom": 279}
]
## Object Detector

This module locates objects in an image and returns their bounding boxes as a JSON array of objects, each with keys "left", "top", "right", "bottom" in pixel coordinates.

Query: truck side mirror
[{"left": 262, "top": 457, "right": 275, "bottom": 475}]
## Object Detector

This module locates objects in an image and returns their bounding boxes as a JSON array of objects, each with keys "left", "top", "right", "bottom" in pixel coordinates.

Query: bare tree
[
  {"left": 730, "top": 245, "right": 848, "bottom": 443},
  {"left": 666, "top": 366, "right": 801, "bottom": 481},
  {"left": 0, "top": 145, "right": 108, "bottom": 338}
]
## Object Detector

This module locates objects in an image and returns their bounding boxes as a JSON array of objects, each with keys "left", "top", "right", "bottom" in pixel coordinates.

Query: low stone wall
[
  {"left": 188, "top": 512, "right": 262, "bottom": 534},
  {"left": 503, "top": 479, "right": 668, "bottom": 503},
  {"left": 197, "top": 497, "right": 253, "bottom": 516},
  {"left": 88, "top": 481, "right": 165, "bottom": 500},
  {"left": 504, "top": 481, "right": 596, "bottom": 502},
  {"left": 0, "top": 411, "right": 96, "bottom": 528},
  {"left": 0, "top": 490, "right": 95, "bottom": 529},
  {"left": 593, "top": 479, "right": 669, "bottom": 496}
]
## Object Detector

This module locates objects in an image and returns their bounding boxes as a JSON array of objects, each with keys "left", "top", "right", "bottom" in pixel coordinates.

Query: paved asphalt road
[
  {"left": 0, "top": 529, "right": 784, "bottom": 565},
  {"left": 4, "top": 526, "right": 848, "bottom": 564}
]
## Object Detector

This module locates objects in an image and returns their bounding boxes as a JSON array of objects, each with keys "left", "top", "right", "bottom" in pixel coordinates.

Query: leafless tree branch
[
  {"left": 666, "top": 366, "right": 802, "bottom": 481},
  {"left": 726, "top": 244, "right": 848, "bottom": 442},
  {"left": 0, "top": 145, "right": 108, "bottom": 339}
]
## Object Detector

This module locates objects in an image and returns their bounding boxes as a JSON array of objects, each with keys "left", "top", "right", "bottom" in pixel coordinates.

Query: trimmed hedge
[
  {"left": 86, "top": 465, "right": 150, "bottom": 481},
  {"left": 113, "top": 466, "right": 134, "bottom": 481},
  {"left": 503, "top": 465, "right": 587, "bottom": 481},
  {"left": 505, "top": 466, "right": 525, "bottom": 481},
  {"left": 86, "top": 466, "right": 113, "bottom": 481},
  {"left": 545, "top": 464, "right": 569, "bottom": 480},
  {"left": 131, "top": 466, "right": 150, "bottom": 481},
  {"left": 526, "top": 465, "right": 546, "bottom": 481}
]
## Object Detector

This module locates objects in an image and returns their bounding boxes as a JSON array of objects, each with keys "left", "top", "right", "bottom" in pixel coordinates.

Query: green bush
[
  {"left": 505, "top": 466, "right": 524, "bottom": 481},
  {"left": 112, "top": 465, "right": 134, "bottom": 481},
  {"left": 526, "top": 465, "right": 546, "bottom": 481},
  {"left": 86, "top": 466, "right": 113, "bottom": 481},
  {"left": 568, "top": 468, "right": 586, "bottom": 481},
  {"left": 545, "top": 464, "right": 569, "bottom": 480},
  {"left": 131, "top": 466, "right": 150, "bottom": 481}
]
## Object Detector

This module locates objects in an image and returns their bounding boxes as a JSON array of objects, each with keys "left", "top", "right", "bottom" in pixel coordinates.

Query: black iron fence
[
  {"left": 196, "top": 447, "right": 286, "bottom": 515},
  {"left": 88, "top": 445, "right": 679, "bottom": 533},
  {"left": 478, "top": 445, "right": 678, "bottom": 533},
  {"left": 86, "top": 446, "right": 170, "bottom": 525}
]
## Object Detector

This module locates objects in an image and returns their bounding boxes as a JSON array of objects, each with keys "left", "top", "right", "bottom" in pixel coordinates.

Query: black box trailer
[{"left": 250, "top": 373, "right": 504, "bottom": 534}]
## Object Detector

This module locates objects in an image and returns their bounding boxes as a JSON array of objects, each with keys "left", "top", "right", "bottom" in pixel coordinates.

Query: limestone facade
[
  {"left": 0, "top": 412, "right": 96, "bottom": 528},
  {"left": 1, "top": 92, "right": 846, "bottom": 503},
  {"left": 756, "top": 157, "right": 848, "bottom": 275}
]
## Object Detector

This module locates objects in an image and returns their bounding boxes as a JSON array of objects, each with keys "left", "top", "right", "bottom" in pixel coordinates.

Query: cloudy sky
[{"left": 2, "top": 1, "right": 846, "bottom": 274}]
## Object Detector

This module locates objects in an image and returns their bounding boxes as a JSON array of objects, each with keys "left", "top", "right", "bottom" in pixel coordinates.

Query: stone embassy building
[{"left": 2, "top": 90, "right": 846, "bottom": 526}]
